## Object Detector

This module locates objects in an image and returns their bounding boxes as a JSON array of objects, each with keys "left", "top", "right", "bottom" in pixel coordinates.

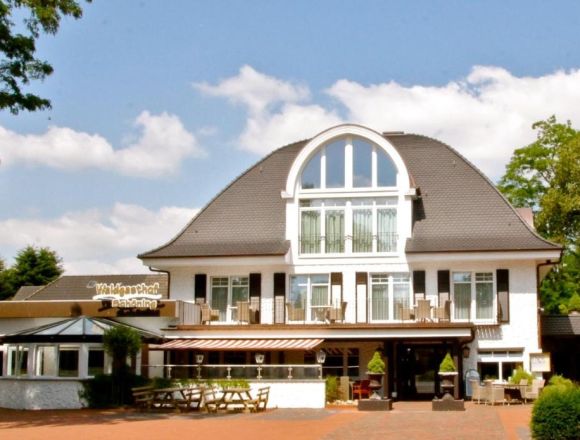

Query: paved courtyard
[{"left": 0, "top": 402, "right": 531, "bottom": 440}]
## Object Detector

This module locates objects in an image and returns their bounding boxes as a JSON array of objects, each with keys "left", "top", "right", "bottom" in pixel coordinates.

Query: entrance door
[{"left": 396, "top": 344, "right": 449, "bottom": 400}]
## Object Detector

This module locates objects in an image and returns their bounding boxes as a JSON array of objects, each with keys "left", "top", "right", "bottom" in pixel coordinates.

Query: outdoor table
[
  {"left": 311, "top": 305, "right": 331, "bottom": 322},
  {"left": 503, "top": 385, "right": 525, "bottom": 403},
  {"left": 152, "top": 387, "right": 190, "bottom": 411},
  {"left": 218, "top": 387, "right": 254, "bottom": 412}
]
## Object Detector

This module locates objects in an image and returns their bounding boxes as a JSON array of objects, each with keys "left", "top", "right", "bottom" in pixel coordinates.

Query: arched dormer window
[
  {"left": 300, "top": 138, "right": 397, "bottom": 190},
  {"left": 286, "top": 125, "right": 412, "bottom": 257}
]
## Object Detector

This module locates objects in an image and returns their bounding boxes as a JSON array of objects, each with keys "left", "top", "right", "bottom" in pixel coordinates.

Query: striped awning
[{"left": 151, "top": 338, "right": 324, "bottom": 351}]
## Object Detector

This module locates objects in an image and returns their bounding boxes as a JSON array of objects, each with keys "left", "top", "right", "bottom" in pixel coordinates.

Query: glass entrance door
[{"left": 396, "top": 344, "right": 449, "bottom": 400}]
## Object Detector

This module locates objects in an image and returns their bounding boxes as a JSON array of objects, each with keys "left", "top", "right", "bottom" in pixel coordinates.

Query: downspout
[
  {"left": 536, "top": 253, "right": 563, "bottom": 350},
  {"left": 148, "top": 266, "right": 171, "bottom": 298}
]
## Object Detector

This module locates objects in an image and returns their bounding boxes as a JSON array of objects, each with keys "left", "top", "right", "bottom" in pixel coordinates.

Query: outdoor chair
[
  {"left": 524, "top": 379, "right": 545, "bottom": 403},
  {"left": 396, "top": 303, "right": 414, "bottom": 321},
  {"left": 415, "top": 299, "right": 432, "bottom": 322},
  {"left": 286, "top": 302, "right": 305, "bottom": 322},
  {"left": 485, "top": 382, "right": 506, "bottom": 405},
  {"left": 237, "top": 301, "right": 250, "bottom": 324},
  {"left": 328, "top": 301, "right": 347, "bottom": 322},
  {"left": 435, "top": 300, "right": 451, "bottom": 321},
  {"left": 132, "top": 385, "right": 155, "bottom": 410},
  {"left": 352, "top": 380, "right": 371, "bottom": 400},
  {"left": 201, "top": 303, "right": 220, "bottom": 324},
  {"left": 470, "top": 379, "right": 487, "bottom": 404},
  {"left": 249, "top": 386, "right": 270, "bottom": 412}
]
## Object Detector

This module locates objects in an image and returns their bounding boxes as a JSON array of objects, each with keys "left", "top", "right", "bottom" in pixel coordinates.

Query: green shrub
[
  {"left": 367, "top": 351, "right": 386, "bottom": 374},
  {"left": 510, "top": 366, "right": 534, "bottom": 385},
  {"left": 325, "top": 375, "right": 339, "bottom": 402},
  {"left": 439, "top": 353, "right": 456, "bottom": 373},
  {"left": 548, "top": 374, "right": 575, "bottom": 390},
  {"left": 531, "top": 380, "right": 580, "bottom": 439},
  {"left": 81, "top": 373, "right": 148, "bottom": 408}
]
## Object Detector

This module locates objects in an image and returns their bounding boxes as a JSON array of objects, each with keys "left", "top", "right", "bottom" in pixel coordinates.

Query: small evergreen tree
[{"left": 103, "top": 326, "right": 142, "bottom": 405}]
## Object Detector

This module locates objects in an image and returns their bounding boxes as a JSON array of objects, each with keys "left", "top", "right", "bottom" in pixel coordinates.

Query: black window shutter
[
  {"left": 331, "top": 272, "right": 342, "bottom": 286},
  {"left": 437, "top": 270, "right": 450, "bottom": 300},
  {"left": 273, "top": 272, "right": 286, "bottom": 323},
  {"left": 249, "top": 273, "right": 262, "bottom": 298},
  {"left": 194, "top": 274, "right": 207, "bottom": 301},
  {"left": 413, "top": 270, "right": 426, "bottom": 296},
  {"left": 497, "top": 269, "right": 510, "bottom": 323}
]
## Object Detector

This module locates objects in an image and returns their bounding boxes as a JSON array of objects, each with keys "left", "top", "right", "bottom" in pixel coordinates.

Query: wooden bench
[
  {"left": 132, "top": 385, "right": 155, "bottom": 410},
  {"left": 249, "top": 386, "right": 270, "bottom": 412}
]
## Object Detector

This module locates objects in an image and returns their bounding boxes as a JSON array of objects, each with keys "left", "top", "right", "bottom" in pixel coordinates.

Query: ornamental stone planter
[
  {"left": 357, "top": 372, "right": 393, "bottom": 411},
  {"left": 432, "top": 372, "right": 464, "bottom": 411}
]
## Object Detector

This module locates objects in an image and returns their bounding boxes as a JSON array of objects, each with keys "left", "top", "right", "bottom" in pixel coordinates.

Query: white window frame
[
  {"left": 451, "top": 271, "right": 496, "bottom": 324},
  {"left": 209, "top": 275, "right": 250, "bottom": 323},
  {"left": 288, "top": 274, "right": 331, "bottom": 323},
  {"left": 369, "top": 273, "right": 411, "bottom": 322}
]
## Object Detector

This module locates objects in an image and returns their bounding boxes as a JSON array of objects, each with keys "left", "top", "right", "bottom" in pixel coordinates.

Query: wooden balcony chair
[
  {"left": 286, "top": 302, "right": 305, "bottom": 321},
  {"left": 415, "top": 299, "right": 432, "bottom": 322},
  {"left": 328, "top": 301, "right": 347, "bottom": 322},
  {"left": 435, "top": 300, "right": 451, "bottom": 322},
  {"left": 352, "top": 380, "right": 370, "bottom": 400},
  {"left": 237, "top": 301, "right": 250, "bottom": 324},
  {"left": 200, "top": 303, "right": 220, "bottom": 324},
  {"left": 397, "top": 304, "right": 414, "bottom": 321}
]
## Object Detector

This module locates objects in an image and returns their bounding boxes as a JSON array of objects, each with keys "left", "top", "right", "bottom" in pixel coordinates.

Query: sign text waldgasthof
[{"left": 91, "top": 282, "right": 162, "bottom": 311}]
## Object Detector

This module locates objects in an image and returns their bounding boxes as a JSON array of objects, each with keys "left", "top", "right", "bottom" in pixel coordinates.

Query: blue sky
[{"left": 1, "top": 1, "right": 580, "bottom": 273}]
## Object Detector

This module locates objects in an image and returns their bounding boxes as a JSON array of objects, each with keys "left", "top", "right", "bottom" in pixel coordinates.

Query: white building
[{"left": 0, "top": 124, "right": 561, "bottom": 406}]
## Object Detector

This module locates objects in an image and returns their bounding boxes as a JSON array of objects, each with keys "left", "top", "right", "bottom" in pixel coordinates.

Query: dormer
[{"left": 284, "top": 125, "right": 414, "bottom": 260}]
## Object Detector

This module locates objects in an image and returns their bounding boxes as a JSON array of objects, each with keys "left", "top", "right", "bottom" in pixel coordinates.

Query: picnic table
[
  {"left": 152, "top": 386, "right": 203, "bottom": 411},
  {"left": 217, "top": 387, "right": 254, "bottom": 412}
]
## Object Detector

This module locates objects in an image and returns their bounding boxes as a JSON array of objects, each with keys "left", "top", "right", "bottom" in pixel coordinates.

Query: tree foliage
[
  {"left": 0, "top": 0, "right": 89, "bottom": 114},
  {"left": 498, "top": 116, "right": 580, "bottom": 313},
  {"left": 0, "top": 245, "right": 63, "bottom": 300}
]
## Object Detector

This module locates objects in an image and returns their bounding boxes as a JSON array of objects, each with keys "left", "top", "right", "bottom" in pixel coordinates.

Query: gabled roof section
[
  {"left": 385, "top": 134, "right": 561, "bottom": 253},
  {"left": 23, "top": 274, "right": 168, "bottom": 301},
  {"left": 140, "top": 140, "right": 307, "bottom": 259}
]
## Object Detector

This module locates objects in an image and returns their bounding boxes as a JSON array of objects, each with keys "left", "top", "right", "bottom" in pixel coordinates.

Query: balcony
[{"left": 299, "top": 232, "right": 398, "bottom": 255}]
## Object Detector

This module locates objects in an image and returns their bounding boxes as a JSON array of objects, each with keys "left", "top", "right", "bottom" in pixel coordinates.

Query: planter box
[{"left": 357, "top": 398, "right": 393, "bottom": 411}]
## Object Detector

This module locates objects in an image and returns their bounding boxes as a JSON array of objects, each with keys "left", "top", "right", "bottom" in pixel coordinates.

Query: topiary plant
[
  {"left": 439, "top": 353, "right": 457, "bottom": 373},
  {"left": 367, "top": 351, "right": 386, "bottom": 374},
  {"left": 509, "top": 366, "right": 534, "bottom": 385}
]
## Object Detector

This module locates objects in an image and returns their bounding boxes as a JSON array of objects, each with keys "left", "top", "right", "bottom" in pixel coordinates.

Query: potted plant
[
  {"left": 438, "top": 352, "right": 457, "bottom": 399},
  {"left": 366, "top": 351, "right": 386, "bottom": 400}
]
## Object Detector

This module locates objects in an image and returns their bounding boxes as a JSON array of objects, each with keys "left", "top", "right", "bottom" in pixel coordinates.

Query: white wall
[
  {"left": 0, "top": 378, "right": 85, "bottom": 410},
  {"left": 248, "top": 380, "right": 325, "bottom": 408}
]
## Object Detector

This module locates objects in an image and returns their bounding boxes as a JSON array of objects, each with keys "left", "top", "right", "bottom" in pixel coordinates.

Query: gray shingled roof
[
  {"left": 542, "top": 315, "right": 580, "bottom": 336},
  {"left": 11, "top": 285, "right": 44, "bottom": 301},
  {"left": 140, "top": 133, "right": 560, "bottom": 259},
  {"left": 23, "top": 274, "right": 168, "bottom": 301}
]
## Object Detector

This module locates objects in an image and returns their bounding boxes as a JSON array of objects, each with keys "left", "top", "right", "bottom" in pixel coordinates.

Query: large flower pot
[
  {"left": 438, "top": 372, "right": 458, "bottom": 400},
  {"left": 367, "top": 372, "right": 384, "bottom": 400}
]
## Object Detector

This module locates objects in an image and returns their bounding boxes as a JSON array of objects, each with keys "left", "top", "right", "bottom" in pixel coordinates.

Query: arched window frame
[{"left": 284, "top": 125, "right": 413, "bottom": 258}]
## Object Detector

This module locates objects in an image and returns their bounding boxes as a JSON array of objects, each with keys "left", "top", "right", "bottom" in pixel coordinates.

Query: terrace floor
[{"left": 0, "top": 401, "right": 531, "bottom": 440}]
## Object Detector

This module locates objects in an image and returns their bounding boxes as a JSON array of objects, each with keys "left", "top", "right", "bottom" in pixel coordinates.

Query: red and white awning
[{"left": 150, "top": 338, "right": 324, "bottom": 351}]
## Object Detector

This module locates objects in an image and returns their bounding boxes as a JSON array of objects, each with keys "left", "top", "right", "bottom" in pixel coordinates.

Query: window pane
[
  {"left": 289, "top": 276, "right": 307, "bottom": 308},
  {"left": 454, "top": 283, "right": 471, "bottom": 319},
  {"left": 371, "top": 284, "right": 389, "bottom": 320},
  {"left": 211, "top": 278, "right": 228, "bottom": 321},
  {"left": 300, "top": 210, "right": 321, "bottom": 254},
  {"left": 377, "top": 149, "right": 397, "bottom": 186},
  {"left": 325, "top": 141, "right": 345, "bottom": 188},
  {"left": 58, "top": 348, "right": 79, "bottom": 377},
  {"left": 476, "top": 280, "right": 494, "bottom": 319},
  {"left": 88, "top": 349, "right": 105, "bottom": 376},
  {"left": 393, "top": 283, "right": 410, "bottom": 320},
  {"left": 9, "top": 346, "right": 28, "bottom": 376},
  {"left": 36, "top": 346, "right": 57, "bottom": 376},
  {"left": 353, "top": 139, "right": 372, "bottom": 187},
  {"left": 325, "top": 210, "right": 344, "bottom": 253},
  {"left": 301, "top": 151, "right": 321, "bottom": 189},
  {"left": 377, "top": 209, "right": 397, "bottom": 252},
  {"left": 353, "top": 209, "right": 372, "bottom": 252}
]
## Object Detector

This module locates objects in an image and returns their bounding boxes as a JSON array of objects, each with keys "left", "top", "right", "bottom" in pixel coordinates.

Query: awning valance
[{"left": 151, "top": 338, "right": 324, "bottom": 351}]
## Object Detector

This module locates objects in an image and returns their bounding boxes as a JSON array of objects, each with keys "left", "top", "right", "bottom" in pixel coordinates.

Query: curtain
[
  {"left": 476, "top": 282, "right": 493, "bottom": 319},
  {"left": 311, "top": 285, "right": 329, "bottom": 321},
  {"left": 301, "top": 210, "right": 320, "bottom": 254},
  {"left": 353, "top": 209, "right": 372, "bottom": 252},
  {"left": 454, "top": 284, "right": 471, "bottom": 319},
  {"left": 393, "top": 283, "right": 410, "bottom": 319},
  {"left": 371, "top": 284, "right": 389, "bottom": 320},
  {"left": 377, "top": 209, "right": 397, "bottom": 252},
  {"left": 325, "top": 210, "right": 344, "bottom": 253},
  {"left": 211, "top": 285, "right": 228, "bottom": 320}
]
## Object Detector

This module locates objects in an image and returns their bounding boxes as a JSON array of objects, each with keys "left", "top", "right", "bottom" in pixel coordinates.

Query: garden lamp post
[{"left": 316, "top": 349, "right": 326, "bottom": 379}]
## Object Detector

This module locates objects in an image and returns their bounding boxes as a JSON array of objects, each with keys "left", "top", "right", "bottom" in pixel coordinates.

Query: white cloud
[
  {"left": 0, "top": 111, "right": 206, "bottom": 177},
  {"left": 0, "top": 203, "right": 197, "bottom": 274},
  {"left": 198, "top": 65, "right": 580, "bottom": 179}
]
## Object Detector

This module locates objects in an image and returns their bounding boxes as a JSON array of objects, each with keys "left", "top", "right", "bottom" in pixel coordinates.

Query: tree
[
  {"left": 0, "top": 257, "right": 11, "bottom": 298},
  {"left": 0, "top": 0, "right": 89, "bottom": 114},
  {"left": 0, "top": 245, "right": 63, "bottom": 300},
  {"left": 498, "top": 116, "right": 580, "bottom": 313}
]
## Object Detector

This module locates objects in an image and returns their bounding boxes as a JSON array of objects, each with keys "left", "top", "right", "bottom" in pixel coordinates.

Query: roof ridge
[
  {"left": 139, "top": 138, "right": 310, "bottom": 260},
  {"left": 393, "top": 133, "right": 562, "bottom": 250}
]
